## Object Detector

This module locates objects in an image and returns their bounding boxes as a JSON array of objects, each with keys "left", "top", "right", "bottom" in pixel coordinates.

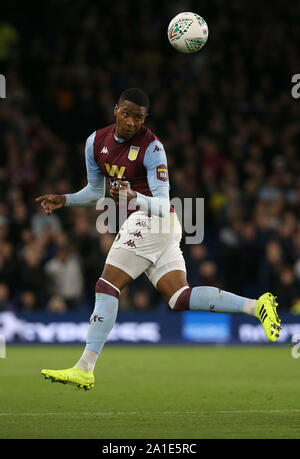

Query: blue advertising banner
[
  {"left": 0, "top": 310, "right": 299, "bottom": 345},
  {"left": 0, "top": 309, "right": 181, "bottom": 345},
  {"left": 182, "top": 311, "right": 231, "bottom": 343},
  {"left": 231, "top": 313, "right": 300, "bottom": 344}
]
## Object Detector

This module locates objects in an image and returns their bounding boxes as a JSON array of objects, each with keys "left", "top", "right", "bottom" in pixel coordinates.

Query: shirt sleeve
[
  {"left": 143, "top": 139, "right": 170, "bottom": 192},
  {"left": 65, "top": 132, "right": 106, "bottom": 207},
  {"left": 135, "top": 139, "right": 170, "bottom": 217}
]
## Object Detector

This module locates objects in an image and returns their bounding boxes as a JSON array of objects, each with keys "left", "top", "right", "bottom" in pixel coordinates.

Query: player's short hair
[{"left": 118, "top": 88, "right": 150, "bottom": 111}]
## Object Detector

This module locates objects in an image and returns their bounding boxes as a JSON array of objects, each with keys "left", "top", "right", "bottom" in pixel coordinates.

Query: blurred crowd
[{"left": 1, "top": 0, "right": 300, "bottom": 314}]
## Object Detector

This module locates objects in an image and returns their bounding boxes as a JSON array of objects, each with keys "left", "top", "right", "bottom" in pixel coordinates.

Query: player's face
[{"left": 114, "top": 100, "right": 148, "bottom": 140}]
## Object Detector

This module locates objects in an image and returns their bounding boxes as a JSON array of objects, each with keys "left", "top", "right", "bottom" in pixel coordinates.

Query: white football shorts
[{"left": 105, "top": 210, "right": 186, "bottom": 287}]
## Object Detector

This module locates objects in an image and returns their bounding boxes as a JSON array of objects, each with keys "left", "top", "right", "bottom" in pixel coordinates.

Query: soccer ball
[{"left": 167, "top": 12, "right": 208, "bottom": 53}]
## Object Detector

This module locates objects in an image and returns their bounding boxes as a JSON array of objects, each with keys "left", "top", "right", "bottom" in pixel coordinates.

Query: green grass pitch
[{"left": 1, "top": 345, "right": 300, "bottom": 439}]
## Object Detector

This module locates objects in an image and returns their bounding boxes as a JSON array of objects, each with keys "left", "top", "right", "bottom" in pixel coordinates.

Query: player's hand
[
  {"left": 35, "top": 194, "right": 66, "bottom": 214},
  {"left": 110, "top": 181, "right": 137, "bottom": 202}
]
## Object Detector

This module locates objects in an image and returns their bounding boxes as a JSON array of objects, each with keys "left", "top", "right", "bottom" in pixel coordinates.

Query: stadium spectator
[
  {"left": 0, "top": 283, "right": 14, "bottom": 311},
  {"left": 0, "top": 244, "right": 17, "bottom": 293},
  {"left": 131, "top": 289, "right": 152, "bottom": 311},
  {"left": 276, "top": 266, "right": 300, "bottom": 311},
  {"left": 44, "top": 244, "right": 84, "bottom": 309},
  {"left": 199, "top": 260, "right": 220, "bottom": 288},
  {"left": 18, "top": 290, "right": 37, "bottom": 312},
  {"left": 17, "top": 246, "right": 46, "bottom": 306},
  {"left": 259, "top": 240, "right": 284, "bottom": 293},
  {"left": 47, "top": 295, "right": 68, "bottom": 314},
  {"left": 118, "top": 286, "right": 132, "bottom": 311},
  {"left": 31, "top": 204, "right": 62, "bottom": 237}
]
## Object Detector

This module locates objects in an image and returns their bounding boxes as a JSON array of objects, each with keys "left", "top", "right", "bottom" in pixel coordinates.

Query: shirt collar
[{"left": 114, "top": 133, "right": 126, "bottom": 143}]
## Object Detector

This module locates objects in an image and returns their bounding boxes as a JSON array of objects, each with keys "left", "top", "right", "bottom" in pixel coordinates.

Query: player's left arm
[{"left": 134, "top": 139, "right": 170, "bottom": 217}]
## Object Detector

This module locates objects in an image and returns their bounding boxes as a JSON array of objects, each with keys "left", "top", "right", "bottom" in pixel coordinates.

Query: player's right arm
[{"left": 35, "top": 132, "right": 105, "bottom": 214}]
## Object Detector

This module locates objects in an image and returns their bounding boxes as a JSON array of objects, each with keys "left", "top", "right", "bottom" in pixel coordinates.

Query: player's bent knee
[
  {"left": 95, "top": 278, "right": 120, "bottom": 299},
  {"left": 168, "top": 286, "right": 191, "bottom": 310}
]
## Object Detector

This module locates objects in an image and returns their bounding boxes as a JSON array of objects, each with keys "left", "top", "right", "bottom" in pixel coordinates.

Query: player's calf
[
  {"left": 168, "top": 285, "right": 249, "bottom": 313},
  {"left": 75, "top": 278, "right": 120, "bottom": 373},
  {"left": 168, "top": 285, "right": 281, "bottom": 342}
]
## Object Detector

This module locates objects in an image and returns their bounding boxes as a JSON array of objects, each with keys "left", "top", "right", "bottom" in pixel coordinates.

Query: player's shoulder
[
  {"left": 87, "top": 125, "right": 115, "bottom": 156},
  {"left": 94, "top": 124, "right": 115, "bottom": 140},
  {"left": 138, "top": 125, "right": 162, "bottom": 145},
  {"left": 84, "top": 131, "right": 96, "bottom": 160},
  {"left": 85, "top": 130, "right": 96, "bottom": 146},
  {"left": 84, "top": 126, "right": 110, "bottom": 146},
  {"left": 137, "top": 126, "right": 165, "bottom": 157},
  {"left": 143, "top": 137, "right": 167, "bottom": 171}
]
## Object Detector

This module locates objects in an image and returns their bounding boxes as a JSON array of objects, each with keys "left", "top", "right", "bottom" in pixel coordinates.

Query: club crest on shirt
[{"left": 128, "top": 146, "right": 140, "bottom": 161}]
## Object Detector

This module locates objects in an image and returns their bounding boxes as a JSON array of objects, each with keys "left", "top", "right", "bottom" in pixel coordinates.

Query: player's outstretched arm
[
  {"left": 35, "top": 194, "right": 66, "bottom": 214},
  {"left": 36, "top": 132, "right": 105, "bottom": 213}
]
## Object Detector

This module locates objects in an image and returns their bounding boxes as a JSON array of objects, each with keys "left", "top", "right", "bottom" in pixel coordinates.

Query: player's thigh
[
  {"left": 146, "top": 226, "right": 188, "bottom": 302},
  {"left": 100, "top": 263, "right": 134, "bottom": 291},
  {"left": 156, "top": 269, "right": 188, "bottom": 302},
  {"left": 146, "top": 255, "right": 188, "bottom": 303},
  {"left": 103, "top": 247, "right": 152, "bottom": 291}
]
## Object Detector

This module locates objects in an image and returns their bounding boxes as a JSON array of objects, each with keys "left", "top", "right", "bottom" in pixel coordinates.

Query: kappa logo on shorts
[
  {"left": 130, "top": 230, "right": 143, "bottom": 238},
  {"left": 136, "top": 220, "right": 149, "bottom": 228},
  {"left": 124, "top": 240, "right": 137, "bottom": 248}
]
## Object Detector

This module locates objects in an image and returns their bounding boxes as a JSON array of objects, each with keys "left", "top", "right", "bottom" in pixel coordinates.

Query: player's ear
[{"left": 114, "top": 104, "right": 119, "bottom": 117}]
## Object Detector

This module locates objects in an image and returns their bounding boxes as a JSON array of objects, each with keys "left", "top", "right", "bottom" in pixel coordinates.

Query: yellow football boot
[
  {"left": 256, "top": 292, "right": 281, "bottom": 342},
  {"left": 41, "top": 366, "right": 94, "bottom": 390}
]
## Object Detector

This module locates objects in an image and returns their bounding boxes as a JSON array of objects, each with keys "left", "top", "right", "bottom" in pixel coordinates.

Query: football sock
[
  {"left": 190, "top": 286, "right": 253, "bottom": 314},
  {"left": 75, "top": 348, "right": 98, "bottom": 373},
  {"left": 75, "top": 278, "right": 119, "bottom": 372},
  {"left": 242, "top": 298, "right": 257, "bottom": 316},
  {"left": 169, "top": 285, "right": 256, "bottom": 315}
]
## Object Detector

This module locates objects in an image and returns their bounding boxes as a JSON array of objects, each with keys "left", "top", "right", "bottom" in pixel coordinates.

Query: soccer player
[{"left": 37, "top": 88, "right": 281, "bottom": 390}]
